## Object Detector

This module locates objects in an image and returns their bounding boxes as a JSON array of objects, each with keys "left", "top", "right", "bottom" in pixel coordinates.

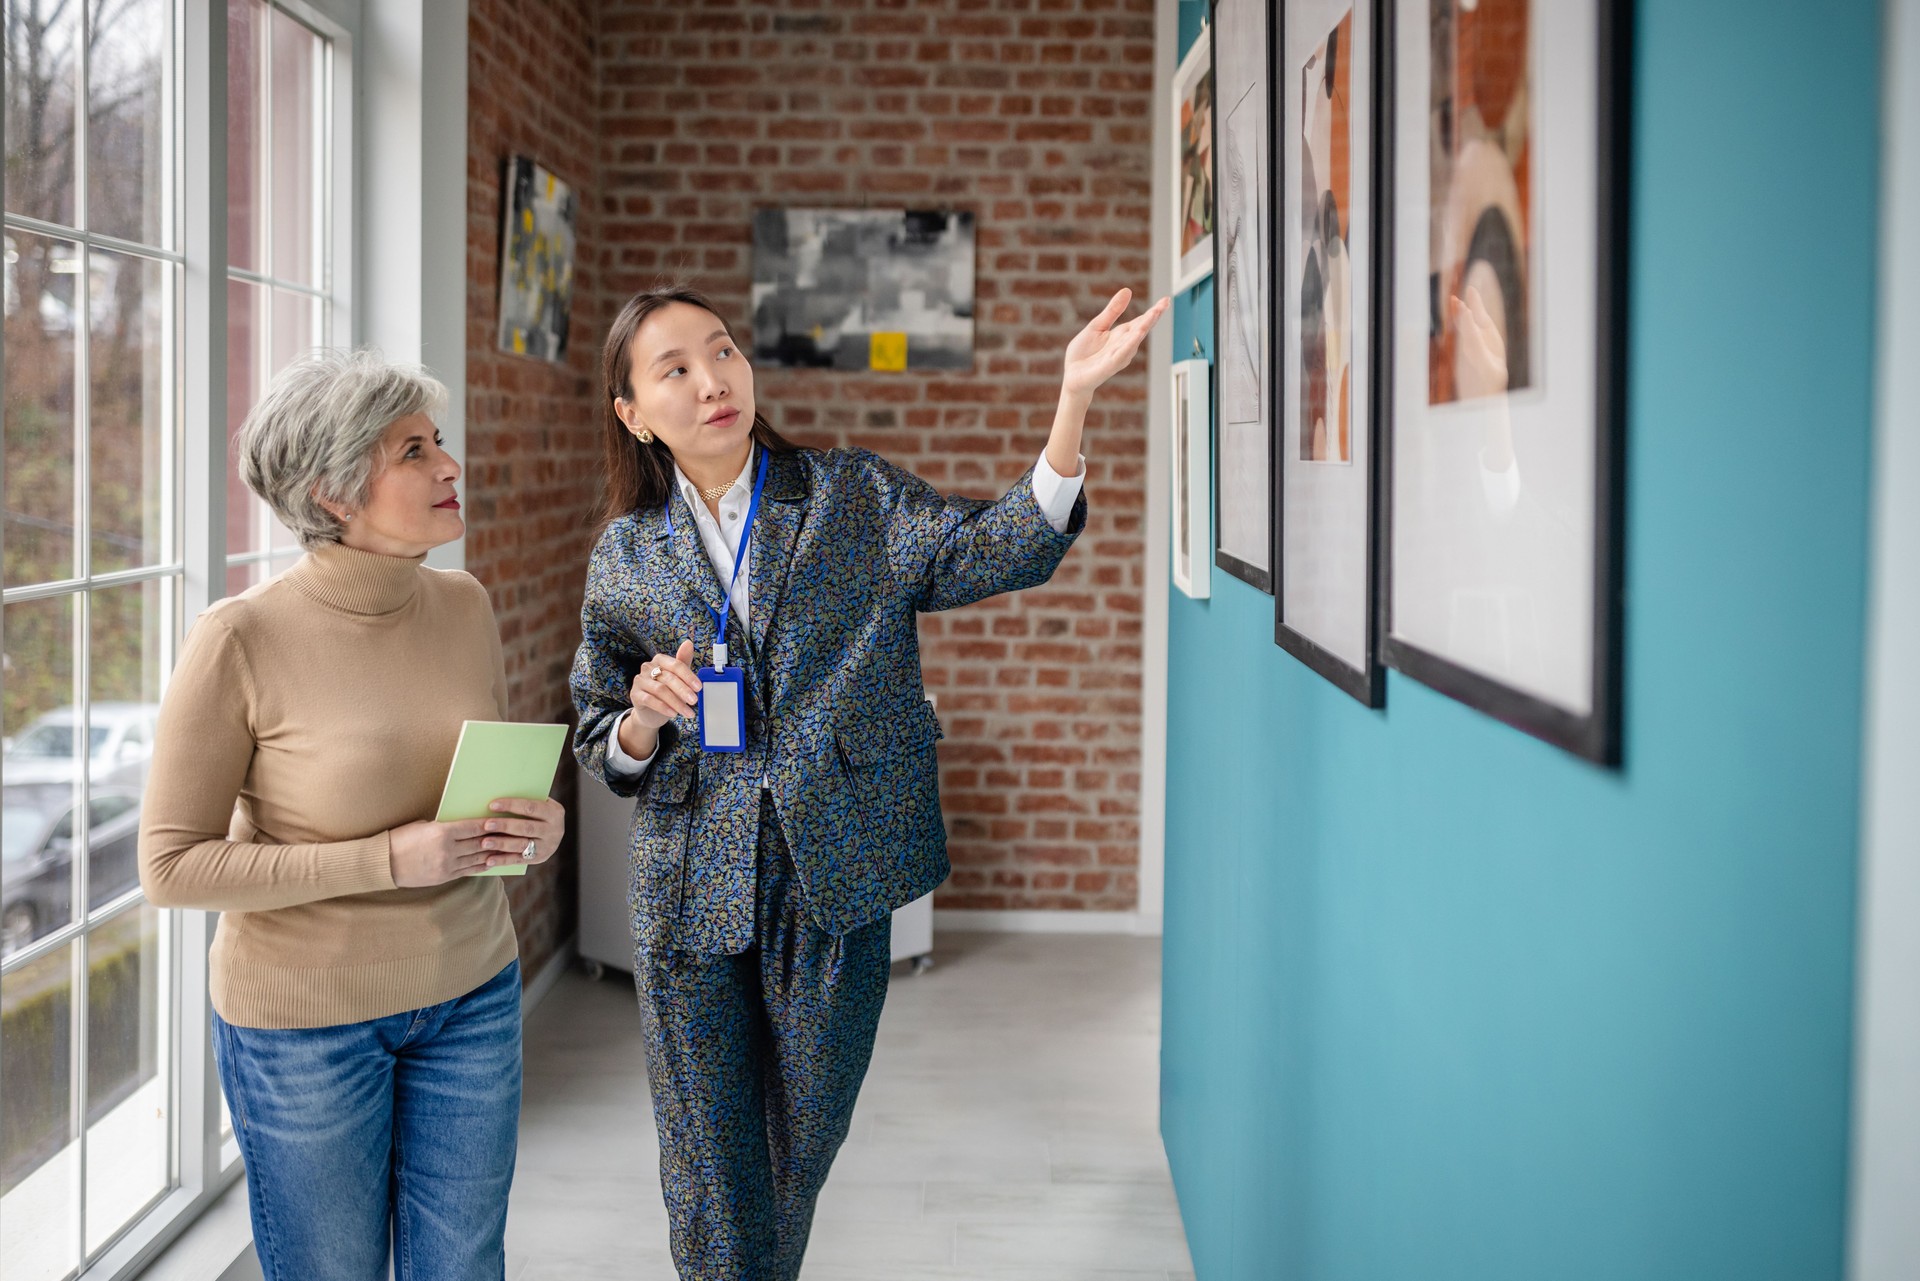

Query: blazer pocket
[
  {"left": 832, "top": 700, "right": 944, "bottom": 849},
  {"left": 629, "top": 751, "right": 697, "bottom": 931}
]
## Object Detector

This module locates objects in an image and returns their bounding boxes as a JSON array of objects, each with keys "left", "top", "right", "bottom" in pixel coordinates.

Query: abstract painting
[
  {"left": 1172, "top": 35, "right": 1215, "bottom": 294},
  {"left": 496, "top": 157, "right": 578, "bottom": 363},
  {"left": 750, "top": 208, "right": 975, "bottom": 371},
  {"left": 1426, "top": 0, "right": 1534, "bottom": 405},
  {"left": 1299, "top": 8, "right": 1354, "bottom": 464}
]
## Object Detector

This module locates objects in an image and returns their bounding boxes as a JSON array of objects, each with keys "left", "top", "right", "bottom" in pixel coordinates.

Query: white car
[{"left": 3, "top": 703, "right": 160, "bottom": 788}]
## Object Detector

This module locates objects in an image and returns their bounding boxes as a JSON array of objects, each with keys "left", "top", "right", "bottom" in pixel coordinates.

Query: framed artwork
[
  {"left": 1210, "top": 0, "right": 1275, "bottom": 593},
  {"left": 496, "top": 156, "right": 578, "bottom": 363},
  {"left": 1379, "top": 0, "right": 1630, "bottom": 763},
  {"left": 749, "top": 208, "right": 975, "bottom": 371},
  {"left": 1172, "top": 33, "right": 1215, "bottom": 294},
  {"left": 1171, "top": 358, "right": 1213, "bottom": 599},
  {"left": 1274, "top": 0, "right": 1384, "bottom": 705}
]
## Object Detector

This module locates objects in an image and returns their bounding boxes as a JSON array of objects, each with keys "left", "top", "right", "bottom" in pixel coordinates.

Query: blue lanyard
[{"left": 667, "top": 447, "right": 769, "bottom": 660}]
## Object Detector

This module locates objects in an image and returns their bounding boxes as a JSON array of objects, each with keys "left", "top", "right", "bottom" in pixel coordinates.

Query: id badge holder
[{"left": 697, "top": 644, "right": 747, "bottom": 753}]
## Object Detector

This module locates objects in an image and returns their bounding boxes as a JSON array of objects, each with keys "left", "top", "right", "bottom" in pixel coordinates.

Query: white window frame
[
  {"left": 0, "top": 2, "right": 356, "bottom": 1277},
  {"left": 1, "top": 0, "right": 468, "bottom": 1268},
  {"left": 222, "top": 0, "right": 358, "bottom": 589}
]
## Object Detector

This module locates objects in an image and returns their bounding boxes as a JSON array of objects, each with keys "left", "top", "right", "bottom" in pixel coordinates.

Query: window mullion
[
  {"left": 73, "top": 0, "right": 96, "bottom": 1256},
  {"left": 179, "top": 0, "right": 231, "bottom": 1209}
]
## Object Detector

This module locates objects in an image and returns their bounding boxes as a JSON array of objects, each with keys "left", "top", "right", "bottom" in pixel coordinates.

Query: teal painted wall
[{"left": 1159, "top": 2, "right": 1881, "bottom": 1279}]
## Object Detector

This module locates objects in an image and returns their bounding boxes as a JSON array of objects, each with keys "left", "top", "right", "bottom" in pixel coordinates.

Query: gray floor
[{"left": 506, "top": 931, "right": 1196, "bottom": 1280}]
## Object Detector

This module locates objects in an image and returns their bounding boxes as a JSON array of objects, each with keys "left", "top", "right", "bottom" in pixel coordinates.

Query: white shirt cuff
[
  {"left": 1032, "top": 451, "right": 1086, "bottom": 534},
  {"left": 603, "top": 709, "right": 656, "bottom": 777}
]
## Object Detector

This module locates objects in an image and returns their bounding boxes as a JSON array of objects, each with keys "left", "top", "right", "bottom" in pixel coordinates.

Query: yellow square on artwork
[{"left": 869, "top": 332, "right": 908, "bottom": 372}]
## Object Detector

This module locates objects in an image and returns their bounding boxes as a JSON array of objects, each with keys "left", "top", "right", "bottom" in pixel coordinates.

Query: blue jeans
[{"left": 213, "top": 960, "right": 523, "bottom": 1281}]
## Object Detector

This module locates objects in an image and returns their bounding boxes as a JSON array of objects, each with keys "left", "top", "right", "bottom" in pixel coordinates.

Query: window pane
[
  {"left": 90, "top": 252, "right": 176, "bottom": 574},
  {"left": 3, "top": 593, "right": 81, "bottom": 955},
  {"left": 84, "top": 901, "right": 171, "bottom": 1254},
  {"left": 4, "top": 230, "right": 81, "bottom": 588},
  {"left": 87, "top": 0, "right": 173, "bottom": 248},
  {"left": 226, "top": 0, "right": 267, "bottom": 273},
  {"left": 267, "top": 291, "right": 315, "bottom": 563},
  {"left": 88, "top": 582, "right": 162, "bottom": 908},
  {"left": 223, "top": 560, "right": 263, "bottom": 598},
  {"left": 226, "top": 277, "right": 268, "bottom": 561},
  {"left": 269, "top": 286, "right": 315, "bottom": 377},
  {"left": 269, "top": 8, "right": 322, "bottom": 288},
  {"left": 0, "top": 941, "right": 80, "bottom": 1281},
  {"left": 3, "top": 0, "right": 79, "bottom": 228}
]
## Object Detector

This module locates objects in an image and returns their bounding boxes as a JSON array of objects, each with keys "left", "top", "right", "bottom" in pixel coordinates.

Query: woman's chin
[{"left": 426, "top": 510, "right": 465, "bottom": 545}]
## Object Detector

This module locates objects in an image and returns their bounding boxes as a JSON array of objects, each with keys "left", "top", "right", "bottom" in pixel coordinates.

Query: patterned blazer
[{"left": 571, "top": 446, "right": 1087, "bottom": 954}]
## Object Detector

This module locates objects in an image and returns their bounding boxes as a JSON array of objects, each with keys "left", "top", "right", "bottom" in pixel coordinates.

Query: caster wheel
[
  {"left": 582, "top": 960, "right": 606, "bottom": 983},
  {"left": 911, "top": 955, "right": 934, "bottom": 975}
]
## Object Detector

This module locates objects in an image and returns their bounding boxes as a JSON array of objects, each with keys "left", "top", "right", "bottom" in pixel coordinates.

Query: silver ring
[{"left": 521, "top": 839, "right": 538, "bottom": 861}]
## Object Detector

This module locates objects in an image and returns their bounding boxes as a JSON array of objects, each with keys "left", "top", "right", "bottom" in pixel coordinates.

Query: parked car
[
  {"left": 2, "top": 702, "right": 159, "bottom": 788},
  {"left": 1, "top": 784, "right": 144, "bottom": 957}
]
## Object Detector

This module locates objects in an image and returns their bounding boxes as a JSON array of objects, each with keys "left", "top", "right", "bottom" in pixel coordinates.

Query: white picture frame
[
  {"left": 1171, "top": 358, "right": 1213, "bottom": 599},
  {"left": 1171, "top": 33, "right": 1215, "bottom": 295}
]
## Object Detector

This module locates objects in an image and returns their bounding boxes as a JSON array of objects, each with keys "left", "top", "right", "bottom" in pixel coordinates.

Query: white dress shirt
[{"left": 604, "top": 447, "right": 1086, "bottom": 777}]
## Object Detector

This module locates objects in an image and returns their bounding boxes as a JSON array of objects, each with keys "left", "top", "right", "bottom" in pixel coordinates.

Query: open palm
[{"left": 1062, "top": 288, "right": 1171, "bottom": 398}]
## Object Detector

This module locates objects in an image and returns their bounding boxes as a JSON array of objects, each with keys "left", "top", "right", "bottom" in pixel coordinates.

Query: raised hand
[
  {"left": 1061, "top": 288, "right": 1172, "bottom": 400},
  {"left": 617, "top": 638, "right": 700, "bottom": 762}
]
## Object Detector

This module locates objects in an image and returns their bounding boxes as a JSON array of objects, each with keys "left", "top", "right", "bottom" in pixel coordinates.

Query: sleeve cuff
[
  {"left": 603, "top": 710, "right": 657, "bottom": 777},
  {"left": 1032, "top": 451, "right": 1087, "bottom": 535},
  {"left": 331, "top": 831, "right": 397, "bottom": 895}
]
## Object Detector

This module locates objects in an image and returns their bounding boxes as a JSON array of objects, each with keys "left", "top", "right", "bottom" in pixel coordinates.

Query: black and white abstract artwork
[{"left": 750, "top": 208, "right": 975, "bottom": 371}]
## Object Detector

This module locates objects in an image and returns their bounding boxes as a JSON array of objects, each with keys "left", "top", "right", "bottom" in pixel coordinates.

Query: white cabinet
[{"left": 574, "top": 757, "right": 938, "bottom": 976}]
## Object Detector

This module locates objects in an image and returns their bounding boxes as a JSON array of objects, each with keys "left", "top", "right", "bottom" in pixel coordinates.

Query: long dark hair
[{"left": 595, "top": 284, "right": 801, "bottom": 529}]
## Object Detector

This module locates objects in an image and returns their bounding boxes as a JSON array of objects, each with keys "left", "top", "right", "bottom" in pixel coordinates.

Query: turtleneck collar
[{"left": 283, "top": 540, "right": 427, "bottom": 616}]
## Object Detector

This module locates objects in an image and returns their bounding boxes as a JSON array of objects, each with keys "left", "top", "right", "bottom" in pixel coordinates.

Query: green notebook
[{"left": 434, "top": 720, "right": 570, "bottom": 878}]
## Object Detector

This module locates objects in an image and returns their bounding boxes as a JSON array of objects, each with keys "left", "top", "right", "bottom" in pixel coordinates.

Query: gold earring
[{"left": 635, "top": 428, "right": 653, "bottom": 444}]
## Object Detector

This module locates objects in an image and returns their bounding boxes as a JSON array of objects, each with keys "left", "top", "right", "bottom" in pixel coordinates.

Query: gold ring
[{"left": 650, "top": 665, "right": 664, "bottom": 681}]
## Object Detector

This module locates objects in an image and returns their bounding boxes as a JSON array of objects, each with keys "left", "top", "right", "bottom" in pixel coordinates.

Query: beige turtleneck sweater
[{"left": 137, "top": 542, "right": 519, "bottom": 1029}]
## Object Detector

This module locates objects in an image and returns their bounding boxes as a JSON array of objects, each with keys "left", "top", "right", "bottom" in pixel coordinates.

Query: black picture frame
[
  {"left": 1376, "top": 0, "right": 1631, "bottom": 765},
  {"left": 1270, "top": 0, "right": 1387, "bottom": 708},
  {"left": 1209, "top": 0, "right": 1277, "bottom": 595}
]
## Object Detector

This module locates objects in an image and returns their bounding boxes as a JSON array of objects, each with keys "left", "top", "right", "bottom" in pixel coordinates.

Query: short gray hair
[{"left": 236, "top": 349, "right": 449, "bottom": 549}]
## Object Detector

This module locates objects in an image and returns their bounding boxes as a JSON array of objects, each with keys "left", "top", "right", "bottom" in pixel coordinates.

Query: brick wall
[
  {"left": 462, "top": 0, "right": 1156, "bottom": 939},
  {"left": 467, "top": 0, "right": 607, "bottom": 975},
  {"left": 594, "top": 0, "right": 1155, "bottom": 912}
]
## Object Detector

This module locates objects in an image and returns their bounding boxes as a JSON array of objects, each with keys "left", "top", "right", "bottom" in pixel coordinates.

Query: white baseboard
[
  {"left": 522, "top": 932, "right": 579, "bottom": 1014},
  {"left": 933, "top": 909, "right": 1162, "bottom": 936}
]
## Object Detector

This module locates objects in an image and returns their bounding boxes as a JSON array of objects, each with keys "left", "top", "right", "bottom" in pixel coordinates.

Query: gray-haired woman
[{"left": 138, "top": 350, "right": 564, "bottom": 1281}]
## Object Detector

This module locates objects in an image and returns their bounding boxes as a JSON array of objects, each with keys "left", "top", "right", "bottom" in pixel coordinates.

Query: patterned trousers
[{"left": 635, "top": 792, "right": 892, "bottom": 1281}]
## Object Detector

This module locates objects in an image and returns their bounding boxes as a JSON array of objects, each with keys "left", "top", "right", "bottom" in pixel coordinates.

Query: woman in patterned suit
[{"left": 571, "top": 283, "right": 1166, "bottom": 1281}]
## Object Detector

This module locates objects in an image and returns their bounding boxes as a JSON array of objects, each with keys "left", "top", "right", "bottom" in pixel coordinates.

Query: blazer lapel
[
  {"left": 747, "top": 450, "right": 810, "bottom": 662},
  {"left": 651, "top": 490, "right": 727, "bottom": 636}
]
